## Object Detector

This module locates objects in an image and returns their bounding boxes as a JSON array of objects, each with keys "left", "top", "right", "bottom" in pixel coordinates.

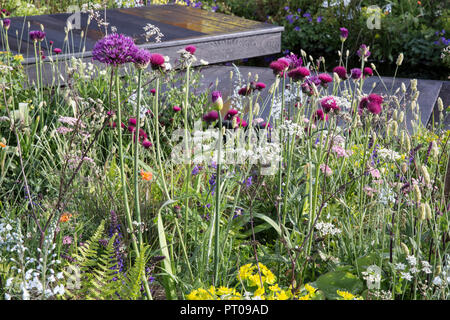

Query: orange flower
[
  {"left": 0, "top": 142, "right": 6, "bottom": 148},
  {"left": 59, "top": 212, "right": 72, "bottom": 223},
  {"left": 417, "top": 0, "right": 421, "bottom": 4},
  {"left": 140, "top": 169, "right": 153, "bottom": 181}
]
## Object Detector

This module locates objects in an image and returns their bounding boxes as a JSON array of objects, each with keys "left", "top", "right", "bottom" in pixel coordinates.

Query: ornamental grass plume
[{"left": 92, "top": 33, "right": 137, "bottom": 66}]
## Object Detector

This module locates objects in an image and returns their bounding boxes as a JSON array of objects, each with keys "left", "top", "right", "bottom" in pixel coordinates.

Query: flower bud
[
  {"left": 437, "top": 97, "right": 443, "bottom": 112},
  {"left": 211, "top": 91, "right": 223, "bottom": 111}
]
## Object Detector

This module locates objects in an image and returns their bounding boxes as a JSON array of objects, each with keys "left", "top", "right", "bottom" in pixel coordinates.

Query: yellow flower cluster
[
  {"left": 237, "top": 263, "right": 276, "bottom": 288},
  {"left": 336, "top": 290, "right": 363, "bottom": 300},
  {"left": 186, "top": 286, "right": 242, "bottom": 300}
]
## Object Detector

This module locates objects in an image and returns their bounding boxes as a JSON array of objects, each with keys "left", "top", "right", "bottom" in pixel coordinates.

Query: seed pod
[
  {"left": 413, "top": 184, "right": 422, "bottom": 203},
  {"left": 421, "top": 165, "right": 431, "bottom": 185},
  {"left": 400, "top": 242, "right": 409, "bottom": 256}
]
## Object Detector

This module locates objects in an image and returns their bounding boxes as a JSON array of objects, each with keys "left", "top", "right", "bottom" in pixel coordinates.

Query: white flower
[
  {"left": 4, "top": 293, "right": 11, "bottom": 300},
  {"left": 395, "top": 263, "right": 406, "bottom": 271},
  {"left": 432, "top": 276, "right": 443, "bottom": 286},
  {"left": 5, "top": 277, "right": 13, "bottom": 287},
  {"left": 400, "top": 272, "right": 413, "bottom": 281},
  {"left": 406, "top": 255, "right": 417, "bottom": 266}
]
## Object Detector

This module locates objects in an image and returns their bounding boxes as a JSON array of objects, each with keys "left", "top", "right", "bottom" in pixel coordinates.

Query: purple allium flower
[
  {"left": 320, "top": 96, "right": 339, "bottom": 113},
  {"left": 357, "top": 44, "right": 371, "bottom": 59},
  {"left": 318, "top": 73, "right": 333, "bottom": 87},
  {"left": 142, "top": 140, "right": 152, "bottom": 148},
  {"left": 185, "top": 45, "right": 196, "bottom": 54},
  {"left": 132, "top": 48, "right": 152, "bottom": 69},
  {"left": 203, "top": 110, "right": 219, "bottom": 122},
  {"left": 350, "top": 68, "right": 362, "bottom": 80},
  {"left": 333, "top": 66, "right": 348, "bottom": 80},
  {"left": 53, "top": 48, "right": 62, "bottom": 54},
  {"left": 92, "top": 33, "right": 137, "bottom": 66},
  {"left": 287, "top": 66, "right": 310, "bottom": 81},
  {"left": 173, "top": 105, "right": 181, "bottom": 112},
  {"left": 2, "top": 19, "right": 10, "bottom": 29},
  {"left": 363, "top": 67, "right": 373, "bottom": 77},
  {"left": 29, "top": 30, "right": 46, "bottom": 42},
  {"left": 340, "top": 27, "right": 348, "bottom": 41},
  {"left": 283, "top": 52, "right": 303, "bottom": 69},
  {"left": 150, "top": 53, "right": 166, "bottom": 69}
]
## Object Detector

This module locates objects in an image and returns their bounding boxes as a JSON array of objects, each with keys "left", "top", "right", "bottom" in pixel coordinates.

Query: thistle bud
[
  {"left": 211, "top": 91, "right": 223, "bottom": 111},
  {"left": 400, "top": 243, "right": 409, "bottom": 256},
  {"left": 333, "top": 72, "right": 340, "bottom": 83},
  {"left": 346, "top": 50, "right": 349, "bottom": 57},
  {"left": 300, "top": 49, "right": 307, "bottom": 57},
  {"left": 396, "top": 53, "right": 404, "bottom": 66},
  {"left": 371, "top": 63, "right": 376, "bottom": 70},
  {"left": 421, "top": 165, "right": 431, "bottom": 185},
  {"left": 311, "top": 83, "right": 319, "bottom": 96}
]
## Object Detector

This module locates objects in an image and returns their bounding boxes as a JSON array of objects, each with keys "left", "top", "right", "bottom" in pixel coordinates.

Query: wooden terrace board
[{"left": 4, "top": 4, "right": 284, "bottom": 67}]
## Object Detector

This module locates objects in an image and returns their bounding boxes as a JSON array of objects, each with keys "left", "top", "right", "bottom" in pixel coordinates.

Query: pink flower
[
  {"left": 185, "top": 45, "right": 196, "bottom": 54},
  {"left": 53, "top": 48, "right": 62, "bottom": 54},
  {"left": 318, "top": 73, "right": 333, "bottom": 87},
  {"left": 238, "top": 86, "right": 252, "bottom": 96},
  {"left": 173, "top": 105, "right": 181, "bottom": 112},
  {"left": 150, "top": 88, "right": 156, "bottom": 95},
  {"left": 363, "top": 67, "right": 373, "bottom": 77},
  {"left": 320, "top": 96, "right": 339, "bottom": 113},
  {"left": 368, "top": 167, "right": 381, "bottom": 179},
  {"left": 142, "top": 140, "right": 152, "bottom": 148},
  {"left": 225, "top": 108, "right": 238, "bottom": 120},
  {"left": 63, "top": 236, "right": 73, "bottom": 245},
  {"left": 364, "top": 186, "right": 377, "bottom": 197},
  {"left": 150, "top": 53, "right": 165, "bottom": 69},
  {"left": 287, "top": 67, "right": 310, "bottom": 81},
  {"left": 269, "top": 59, "right": 289, "bottom": 75},
  {"left": 314, "top": 109, "right": 328, "bottom": 121},
  {"left": 320, "top": 164, "right": 333, "bottom": 176},
  {"left": 254, "top": 82, "right": 266, "bottom": 90},
  {"left": 331, "top": 145, "right": 349, "bottom": 158},
  {"left": 333, "top": 66, "right": 348, "bottom": 80},
  {"left": 128, "top": 118, "right": 137, "bottom": 126},
  {"left": 203, "top": 110, "right": 219, "bottom": 122}
]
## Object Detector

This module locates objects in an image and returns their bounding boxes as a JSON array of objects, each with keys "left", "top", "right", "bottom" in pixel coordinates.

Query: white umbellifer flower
[
  {"left": 377, "top": 148, "right": 401, "bottom": 161},
  {"left": 410, "top": 267, "right": 419, "bottom": 274},
  {"left": 432, "top": 276, "right": 443, "bottom": 286},
  {"left": 56, "top": 272, "right": 64, "bottom": 280},
  {"left": 406, "top": 255, "right": 417, "bottom": 266},
  {"left": 315, "top": 221, "right": 342, "bottom": 237},
  {"left": 401, "top": 272, "right": 413, "bottom": 281},
  {"left": 395, "top": 263, "right": 406, "bottom": 271}
]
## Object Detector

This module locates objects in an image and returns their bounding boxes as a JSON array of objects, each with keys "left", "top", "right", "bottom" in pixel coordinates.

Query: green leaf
[{"left": 316, "top": 270, "right": 364, "bottom": 300}]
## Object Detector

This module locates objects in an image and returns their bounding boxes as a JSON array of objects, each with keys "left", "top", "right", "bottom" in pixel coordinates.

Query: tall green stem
[
  {"left": 213, "top": 113, "right": 223, "bottom": 286},
  {"left": 134, "top": 68, "right": 143, "bottom": 246}
]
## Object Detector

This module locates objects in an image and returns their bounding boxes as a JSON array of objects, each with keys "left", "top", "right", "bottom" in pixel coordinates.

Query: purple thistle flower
[
  {"left": 202, "top": 110, "right": 219, "bottom": 123},
  {"left": 357, "top": 44, "right": 371, "bottom": 59},
  {"left": 29, "top": 30, "right": 46, "bottom": 42},
  {"left": 350, "top": 68, "right": 362, "bottom": 80},
  {"left": 150, "top": 53, "right": 166, "bottom": 69},
  {"left": 287, "top": 67, "right": 310, "bottom": 81},
  {"left": 340, "top": 27, "right": 348, "bottom": 40},
  {"left": 185, "top": 45, "right": 196, "bottom": 54},
  {"left": 92, "top": 33, "right": 137, "bottom": 66},
  {"left": 333, "top": 66, "right": 348, "bottom": 80},
  {"left": 2, "top": 19, "right": 10, "bottom": 29}
]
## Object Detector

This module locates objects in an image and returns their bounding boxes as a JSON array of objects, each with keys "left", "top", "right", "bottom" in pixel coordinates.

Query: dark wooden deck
[{"left": 5, "top": 4, "right": 283, "bottom": 67}]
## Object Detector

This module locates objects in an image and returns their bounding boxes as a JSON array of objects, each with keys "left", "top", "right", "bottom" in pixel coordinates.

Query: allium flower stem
[
  {"left": 153, "top": 77, "right": 171, "bottom": 200},
  {"left": 114, "top": 68, "right": 138, "bottom": 255},
  {"left": 134, "top": 68, "right": 143, "bottom": 246},
  {"left": 213, "top": 112, "right": 223, "bottom": 286}
]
